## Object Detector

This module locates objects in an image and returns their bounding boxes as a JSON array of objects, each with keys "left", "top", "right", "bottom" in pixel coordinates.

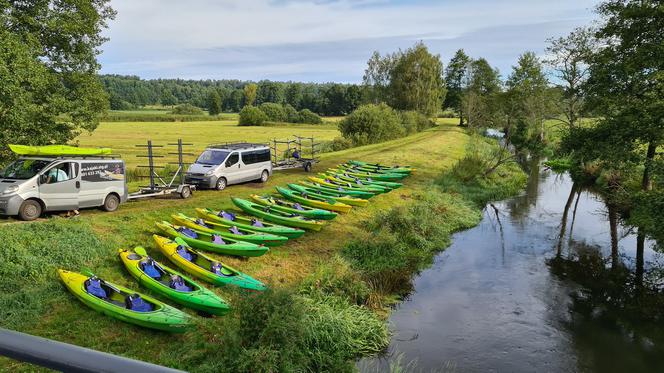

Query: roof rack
[
  {"left": 20, "top": 155, "right": 122, "bottom": 160},
  {"left": 206, "top": 142, "right": 269, "bottom": 151}
]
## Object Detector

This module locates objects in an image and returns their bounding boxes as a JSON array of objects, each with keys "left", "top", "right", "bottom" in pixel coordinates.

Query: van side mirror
[
  {"left": 225, "top": 160, "right": 231, "bottom": 168},
  {"left": 39, "top": 174, "right": 48, "bottom": 184}
]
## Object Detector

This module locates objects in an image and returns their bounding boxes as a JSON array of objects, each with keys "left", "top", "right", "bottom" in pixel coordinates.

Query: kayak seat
[
  {"left": 251, "top": 218, "right": 265, "bottom": 228},
  {"left": 195, "top": 219, "right": 209, "bottom": 228},
  {"left": 219, "top": 211, "right": 235, "bottom": 221},
  {"left": 229, "top": 226, "right": 243, "bottom": 235},
  {"left": 176, "top": 245, "right": 195, "bottom": 262},
  {"left": 211, "top": 262, "right": 233, "bottom": 276},
  {"left": 169, "top": 275, "right": 192, "bottom": 292},
  {"left": 140, "top": 260, "right": 161, "bottom": 279},
  {"left": 177, "top": 227, "right": 198, "bottom": 239},
  {"left": 293, "top": 203, "right": 304, "bottom": 211},
  {"left": 125, "top": 294, "right": 153, "bottom": 312},
  {"left": 85, "top": 277, "right": 107, "bottom": 299},
  {"left": 212, "top": 235, "right": 226, "bottom": 245}
]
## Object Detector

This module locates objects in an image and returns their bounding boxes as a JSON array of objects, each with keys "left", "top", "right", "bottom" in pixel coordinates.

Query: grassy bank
[{"left": 0, "top": 123, "right": 525, "bottom": 372}]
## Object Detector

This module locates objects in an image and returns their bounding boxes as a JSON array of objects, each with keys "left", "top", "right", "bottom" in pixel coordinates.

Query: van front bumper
[
  {"left": 0, "top": 194, "right": 24, "bottom": 216},
  {"left": 185, "top": 174, "right": 216, "bottom": 189}
]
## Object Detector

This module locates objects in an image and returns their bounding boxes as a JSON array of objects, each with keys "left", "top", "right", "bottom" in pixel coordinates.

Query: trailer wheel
[
  {"left": 180, "top": 186, "right": 192, "bottom": 199},
  {"left": 304, "top": 161, "right": 312, "bottom": 173},
  {"left": 102, "top": 194, "right": 120, "bottom": 212},
  {"left": 18, "top": 200, "right": 42, "bottom": 221}
]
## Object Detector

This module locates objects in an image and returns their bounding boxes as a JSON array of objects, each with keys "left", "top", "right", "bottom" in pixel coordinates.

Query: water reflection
[{"left": 360, "top": 165, "right": 664, "bottom": 372}]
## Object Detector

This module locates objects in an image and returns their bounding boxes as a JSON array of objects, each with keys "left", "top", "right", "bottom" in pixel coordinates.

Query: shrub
[
  {"left": 401, "top": 110, "right": 434, "bottom": 132},
  {"left": 297, "top": 108, "right": 323, "bottom": 124},
  {"left": 238, "top": 105, "right": 268, "bottom": 126},
  {"left": 170, "top": 103, "right": 204, "bottom": 115},
  {"left": 283, "top": 104, "right": 300, "bottom": 123},
  {"left": 259, "top": 102, "right": 287, "bottom": 122},
  {"left": 338, "top": 103, "right": 403, "bottom": 145},
  {"left": 300, "top": 256, "right": 370, "bottom": 305},
  {"left": 319, "top": 137, "right": 353, "bottom": 153}
]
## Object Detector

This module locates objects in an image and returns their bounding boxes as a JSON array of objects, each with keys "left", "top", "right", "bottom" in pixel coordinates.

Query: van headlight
[
  {"left": 1, "top": 185, "right": 18, "bottom": 195},
  {"left": 205, "top": 170, "right": 215, "bottom": 176}
]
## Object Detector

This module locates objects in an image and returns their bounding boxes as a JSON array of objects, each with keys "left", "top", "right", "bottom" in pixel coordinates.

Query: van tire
[
  {"left": 18, "top": 200, "right": 42, "bottom": 221},
  {"left": 102, "top": 194, "right": 120, "bottom": 212},
  {"left": 216, "top": 177, "right": 227, "bottom": 191},
  {"left": 259, "top": 170, "right": 269, "bottom": 183}
]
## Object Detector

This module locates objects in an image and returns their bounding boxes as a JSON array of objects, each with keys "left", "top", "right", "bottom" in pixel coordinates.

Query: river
[{"left": 360, "top": 162, "right": 664, "bottom": 372}]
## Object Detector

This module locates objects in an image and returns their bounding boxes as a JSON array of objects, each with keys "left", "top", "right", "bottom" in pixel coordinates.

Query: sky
[{"left": 99, "top": 0, "right": 601, "bottom": 83}]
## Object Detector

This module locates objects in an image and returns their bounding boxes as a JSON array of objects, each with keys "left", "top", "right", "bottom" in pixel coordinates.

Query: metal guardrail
[{"left": 0, "top": 328, "right": 186, "bottom": 373}]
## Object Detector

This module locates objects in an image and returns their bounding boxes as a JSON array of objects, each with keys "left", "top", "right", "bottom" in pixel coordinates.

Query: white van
[
  {"left": 0, "top": 157, "right": 128, "bottom": 220},
  {"left": 185, "top": 143, "right": 272, "bottom": 190}
]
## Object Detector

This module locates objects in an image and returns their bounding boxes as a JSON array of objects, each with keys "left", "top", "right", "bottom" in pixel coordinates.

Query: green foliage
[
  {"left": 243, "top": 83, "right": 258, "bottom": 107},
  {"left": 101, "top": 112, "right": 221, "bottom": 122},
  {"left": 444, "top": 49, "right": 472, "bottom": 123},
  {"left": 400, "top": 110, "right": 433, "bottom": 134},
  {"left": 170, "top": 103, "right": 204, "bottom": 115},
  {"left": 207, "top": 90, "right": 222, "bottom": 115},
  {"left": 0, "top": 2, "right": 115, "bottom": 160},
  {"left": 283, "top": 104, "right": 300, "bottom": 123},
  {"left": 338, "top": 103, "right": 403, "bottom": 145},
  {"left": 463, "top": 58, "right": 502, "bottom": 129},
  {"left": 238, "top": 105, "right": 268, "bottom": 126},
  {"left": 319, "top": 137, "right": 354, "bottom": 153},
  {"left": 256, "top": 81, "right": 285, "bottom": 105},
  {"left": 300, "top": 256, "right": 370, "bottom": 305},
  {"left": 258, "top": 102, "right": 287, "bottom": 122},
  {"left": 297, "top": 108, "right": 323, "bottom": 124}
]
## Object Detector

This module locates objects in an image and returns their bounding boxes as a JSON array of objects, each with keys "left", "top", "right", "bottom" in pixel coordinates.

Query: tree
[
  {"left": 338, "top": 103, "right": 403, "bottom": 145},
  {"left": 285, "top": 83, "right": 304, "bottom": 109},
  {"left": 0, "top": 1, "right": 115, "bottom": 159},
  {"left": 238, "top": 106, "right": 267, "bottom": 126},
  {"left": 505, "top": 52, "right": 553, "bottom": 149},
  {"left": 243, "top": 83, "right": 257, "bottom": 107},
  {"left": 362, "top": 51, "right": 399, "bottom": 104},
  {"left": 388, "top": 42, "right": 446, "bottom": 117},
  {"left": 573, "top": 0, "right": 664, "bottom": 192},
  {"left": 225, "top": 89, "right": 245, "bottom": 112},
  {"left": 444, "top": 49, "right": 472, "bottom": 125},
  {"left": 344, "top": 85, "right": 363, "bottom": 113},
  {"left": 207, "top": 90, "right": 222, "bottom": 115},
  {"left": 256, "top": 80, "right": 285, "bottom": 105},
  {"left": 463, "top": 58, "right": 501, "bottom": 129},
  {"left": 322, "top": 84, "right": 347, "bottom": 116},
  {"left": 545, "top": 27, "right": 596, "bottom": 129}
]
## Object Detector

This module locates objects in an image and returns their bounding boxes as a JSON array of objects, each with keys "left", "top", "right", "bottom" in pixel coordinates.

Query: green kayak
[
  {"left": 232, "top": 197, "right": 325, "bottom": 231},
  {"left": 326, "top": 171, "right": 403, "bottom": 190},
  {"left": 347, "top": 160, "right": 414, "bottom": 174},
  {"left": 298, "top": 181, "right": 376, "bottom": 199},
  {"left": 333, "top": 166, "right": 407, "bottom": 181},
  {"left": 10, "top": 144, "right": 112, "bottom": 156},
  {"left": 310, "top": 175, "right": 388, "bottom": 194},
  {"left": 287, "top": 184, "right": 369, "bottom": 207},
  {"left": 154, "top": 235, "right": 266, "bottom": 291},
  {"left": 171, "top": 213, "right": 288, "bottom": 247},
  {"left": 195, "top": 208, "right": 306, "bottom": 239},
  {"left": 275, "top": 186, "right": 353, "bottom": 213},
  {"left": 58, "top": 269, "right": 193, "bottom": 333},
  {"left": 155, "top": 221, "right": 269, "bottom": 257},
  {"left": 119, "top": 247, "right": 230, "bottom": 315},
  {"left": 250, "top": 194, "right": 338, "bottom": 220}
]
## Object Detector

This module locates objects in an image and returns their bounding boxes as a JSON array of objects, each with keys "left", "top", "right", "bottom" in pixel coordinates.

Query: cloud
[{"left": 99, "top": 0, "right": 600, "bottom": 82}]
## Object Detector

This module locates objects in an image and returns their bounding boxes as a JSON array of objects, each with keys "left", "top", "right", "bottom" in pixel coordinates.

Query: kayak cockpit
[{"left": 84, "top": 277, "right": 159, "bottom": 312}]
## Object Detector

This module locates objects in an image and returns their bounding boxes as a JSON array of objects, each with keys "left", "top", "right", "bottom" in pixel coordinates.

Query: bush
[
  {"left": 319, "top": 137, "right": 354, "bottom": 153},
  {"left": 300, "top": 256, "right": 370, "bottom": 305},
  {"left": 259, "top": 102, "right": 287, "bottom": 122},
  {"left": 338, "top": 103, "right": 403, "bottom": 145},
  {"left": 238, "top": 105, "right": 268, "bottom": 126},
  {"left": 170, "top": 103, "right": 204, "bottom": 115},
  {"left": 297, "top": 108, "right": 323, "bottom": 124},
  {"left": 401, "top": 110, "right": 434, "bottom": 133},
  {"left": 283, "top": 104, "right": 300, "bottom": 123}
]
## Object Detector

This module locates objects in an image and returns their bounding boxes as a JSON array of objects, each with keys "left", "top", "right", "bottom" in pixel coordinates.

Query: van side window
[
  {"left": 45, "top": 163, "right": 74, "bottom": 184},
  {"left": 257, "top": 149, "right": 271, "bottom": 163},
  {"left": 226, "top": 152, "right": 239, "bottom": 167},
  {"left": 241, "top": 149, "right": 270, "bottom": 165}
]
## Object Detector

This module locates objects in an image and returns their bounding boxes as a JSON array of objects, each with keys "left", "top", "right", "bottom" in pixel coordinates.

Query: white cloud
[{"left": 99, "top": 0, "right": 600, "bottom": 81}]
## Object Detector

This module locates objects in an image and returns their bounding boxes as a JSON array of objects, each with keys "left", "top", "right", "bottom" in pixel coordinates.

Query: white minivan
[
  {"left": 0, "top": 156, "right": 128, "bottom": 220},
  {"left": 185, "top": 143, "right": 273, "bottom": 190}
]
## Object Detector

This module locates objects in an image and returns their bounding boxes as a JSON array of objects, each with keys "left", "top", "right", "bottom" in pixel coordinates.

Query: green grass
[{"left": 0, "top": 121, "right": 526, "bottom": 372}]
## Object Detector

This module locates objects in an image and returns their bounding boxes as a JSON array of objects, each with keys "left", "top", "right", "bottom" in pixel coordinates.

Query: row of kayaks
[{"left": 59, "top": 160, "right": 413, "bottom": 332}]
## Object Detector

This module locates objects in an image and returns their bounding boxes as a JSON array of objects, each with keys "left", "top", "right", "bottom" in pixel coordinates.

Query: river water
[{"left": 360, "top": 163, "right": 664, "bottom": 372}]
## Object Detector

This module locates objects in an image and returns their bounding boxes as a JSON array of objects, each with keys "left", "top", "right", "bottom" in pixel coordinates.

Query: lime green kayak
[
  {"left": 332, "top": 166, "right": 407, "bottom": 181},
  {"left": 10, "top": 144, "right": 112, "bottom": 156},
  {"left": 310, "top": 176, "right": 388, "bottom": 194},
  {"left": 155, "top": 221, "right": 269, "bottom": 257},
  {"left": 58, "top": 269, "right": 193, "bottom": 333},
  {"left": 275, "top": 186, "right": 353, "bottom": 213},
  {"left": 287, "top": 184, "right": 369, "bottom": 207},
  {"left": 326, "top": 171, "right": 403, "bottom": 190},
  {"left": 347, "top": 160, "right": 414, "bottom": 174},
  {"left": 153, "top": 235, "right": 266, "bottom": 291},
  {"left": 171, "top": 213, "right": 288, "bottom": 247},
  {"left": 232, "top": 197, "right": 325, "bottom": 231},
  {"left": 119, "top": 248, "right": 230, "bottom": 315},
  {"left": 298, "top": 181, "right": 376, "bottom": 199},
  {"left": 250, "top": 194, "right": 338, "bottom": 220},
  {"left": 195, "top": 208, "right": 306, "bottom": 239}
]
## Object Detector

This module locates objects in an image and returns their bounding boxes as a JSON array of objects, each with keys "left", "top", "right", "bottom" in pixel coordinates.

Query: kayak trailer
[
  {"left": 271, "top": 135, "right": 319, "bottom": 172},
  {"left": 128, "top": 139, "right": 196, "bottom": 200}
]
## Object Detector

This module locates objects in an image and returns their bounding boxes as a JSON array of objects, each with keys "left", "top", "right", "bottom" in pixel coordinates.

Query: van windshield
[
  {"left": 196, "top": 150, "right": 229, "bottom": 166},
  {"left": 0, "top": 159, "right": 52, "bottom": 180}
]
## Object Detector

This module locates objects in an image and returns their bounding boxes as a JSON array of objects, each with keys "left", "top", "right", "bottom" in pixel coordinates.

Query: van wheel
[
  {"left": 216, "top": 177, "right": 227, "bottom": 191},
  {"left": 18, "top": 200, "right": 42, "bottom": 221},
  {"left": 304, "top": 162, "right": 312, "bottom": 173},
  {"left": 102, "top": 194, "right": 120, "bottom": 212},
  {"left": 260, "top": 170, "right": 269, "bottom": 183}
]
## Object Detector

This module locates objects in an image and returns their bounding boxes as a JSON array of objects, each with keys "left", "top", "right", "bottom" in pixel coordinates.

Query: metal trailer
[
  {"left": 128, "top": 139, "right": 196, "bottom": 200},
  {"left": 271, "top": 135, "right": 319, "bottom": 172}
]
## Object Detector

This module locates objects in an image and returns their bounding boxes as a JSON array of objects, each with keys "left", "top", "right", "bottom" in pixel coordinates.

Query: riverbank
[{"left": 0, "top": 124, "right": 526, "bottom": 372}]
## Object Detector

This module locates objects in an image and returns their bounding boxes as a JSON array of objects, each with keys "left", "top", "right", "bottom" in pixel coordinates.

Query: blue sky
[{"left": 99, "top": 0, "right": 600, "bottom": 83}]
